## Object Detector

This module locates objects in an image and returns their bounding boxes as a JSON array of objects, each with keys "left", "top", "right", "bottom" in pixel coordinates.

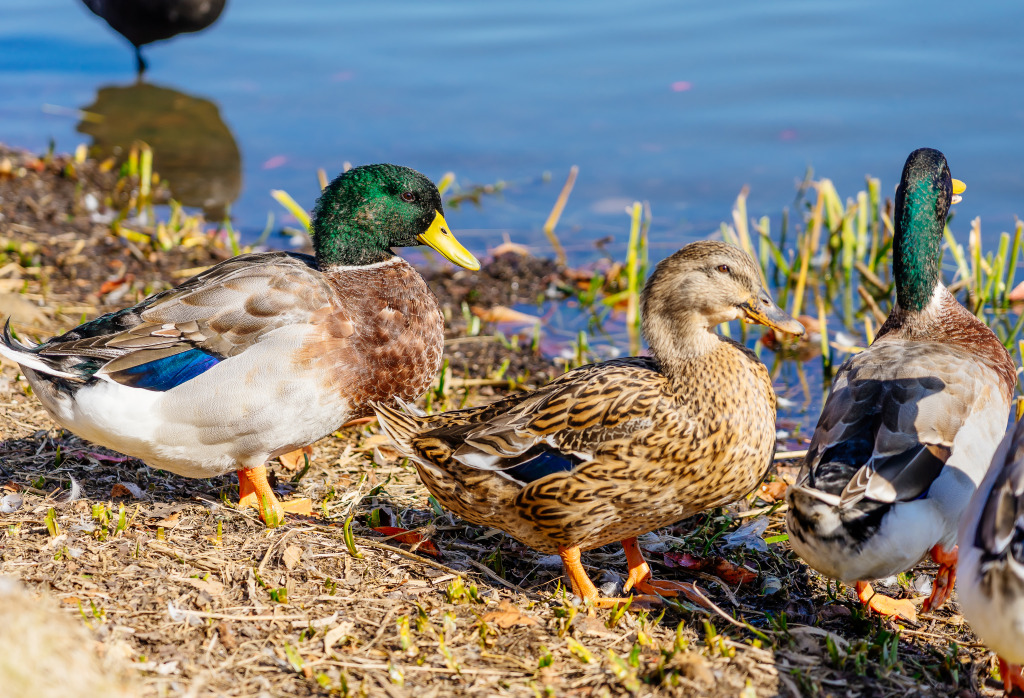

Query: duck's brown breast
[{"left": 295, "top": 259, "right": 444, "bottom": 416}]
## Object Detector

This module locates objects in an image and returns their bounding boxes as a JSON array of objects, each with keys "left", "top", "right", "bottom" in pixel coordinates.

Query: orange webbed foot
[
  {"left": 921, "top": 544, "right": 957, "bottom": 613},
  {"left": 237, "top": 465, "right": 286, "bottom": 527},
  {"left": 856, "top": 581, "right": 917, "bottom": 622},
  {"left": 619, "top": 538, "right": 715, "bottom": 608},
  {"left": 558, "top": 545, "right": 601, "bottom": 603}
]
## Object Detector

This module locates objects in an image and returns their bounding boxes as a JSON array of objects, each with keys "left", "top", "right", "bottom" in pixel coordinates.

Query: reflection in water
[
  {"left": 80, "top": 0, "right": 227, "bottom": 73},
  {"left": 77, "top": 81, "right": 241, "bottom": 220}
]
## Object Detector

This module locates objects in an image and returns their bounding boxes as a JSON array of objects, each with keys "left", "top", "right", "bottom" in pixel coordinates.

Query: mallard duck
[
  {"left": 958, "top": 419, "right": 1024, "bottom": 695},
  {"left": 0, "top": 163, "right": 479, "bottom": 526},
  {"left": 80, "top": 0, "right": 227, "bottom": 73},
  {"left": 786, "top": 148, "right": 1016, "bottom": 622},
  {"left": 373, "top": 241, "right": 804, "bottom": 604}
]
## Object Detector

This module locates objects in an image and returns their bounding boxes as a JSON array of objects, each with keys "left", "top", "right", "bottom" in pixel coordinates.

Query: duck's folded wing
[
  {"left": 802, "top": 343, "right": 980, "bottom": 508},
  {"left": 444, "top": 358, "right": 675, "bottom": 475},
  {"left": 36, "top": 252, "right": 334, "bottom": 389}
]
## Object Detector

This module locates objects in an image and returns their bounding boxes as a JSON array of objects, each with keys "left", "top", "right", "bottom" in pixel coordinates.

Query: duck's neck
[
  {"left": 313, "top": 225, "right": 395, "bottom": 267},
  {"left": 893, "top": 183, "right": 944, "bottom": 314},
  {"left": 644, "top": 310, "right": 724, "bottom": 382}
]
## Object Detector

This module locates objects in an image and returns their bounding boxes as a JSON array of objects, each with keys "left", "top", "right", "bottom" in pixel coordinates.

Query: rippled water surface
[
  {"left": 5, "top": 0, "right": 1024, "bottom": 251},
  {"left": 5, "top": 0, "right": 1024, "bottom": 428}
]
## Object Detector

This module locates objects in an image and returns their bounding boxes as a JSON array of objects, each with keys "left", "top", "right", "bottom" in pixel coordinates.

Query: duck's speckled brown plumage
[
  {"left": 381, "top": 345, "right": 776, "bottom": 554},
  {"left": 375, "top": 241, "right": 803, "bottom": 567}
]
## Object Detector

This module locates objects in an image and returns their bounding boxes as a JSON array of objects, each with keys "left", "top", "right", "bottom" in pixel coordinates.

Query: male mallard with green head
[
  {"left": 374, "top": 241, "right": 804, "bottom": 604},
  {"left": 786, "top": 148, "right": 1016, "bottom": 621},
  {"left": 958, "top": 418, "right": 1024, "bottom": 695},
  {"left": 0, "top": 164, "right": 479, "bottom": 526}
]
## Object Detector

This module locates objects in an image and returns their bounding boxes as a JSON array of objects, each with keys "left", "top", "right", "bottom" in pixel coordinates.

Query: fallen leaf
[
  {"left": 184, "top": 576, "right": 224, "bottom": 596},
  {"left": 152, "top": 512, "right": 181, "bottom": 529},
  {"left": 324, "top": 621, "right": 355, "bottom": 652},
  {"left": 283, "top": 545, "right": 302, "bottom": 571},
  {"left": 776, "top": 465, "right": 802, "bottom": 484},
  {"left": 721, "top": 517, "right": 770, "bottom": 552},
  {"left": 817, "top": 605, "right": 852, "bottom": 622},
  {"left": 359, "top": 433, "right": 394, "bottom": 452},
  {"left": 99, "top": 277, "right": 127, "bottom": 295},
  {"left": 371, "top": 526, "right": 441, "bottom": 557},
  {"left": 278, "top": 445, "right": 313, "bottom": 471},
  {"left": 281, "top": 498, "right": 313, "bottom": 516},
  {"left": 110, "top": 482, "right": 142, "bottom": 499},
  {"left": 710, "top": 558, "right": 758, "bottom": 586},
  {"left": 471, "top": 305, "right": 541, "bottom": 325},
  {"left": 217, "top": 622, "right": 237, "bottom": 650},
  {"left": 662, "top": 551, "right": 705, "bottom": 571},
  {"left": 481, "top": 600, "right": 538, "bottom": 628},
  {"left": 662, "top": 552, "right": 758, "bottom": 586},
  {"left": 758, "top": 480, "right": 788, "bottom": 502}
]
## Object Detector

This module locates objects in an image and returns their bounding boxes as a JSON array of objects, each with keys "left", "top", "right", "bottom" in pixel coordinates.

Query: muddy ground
[{"left": 0, "top": 144, "right": 1009, "bottom": 697}]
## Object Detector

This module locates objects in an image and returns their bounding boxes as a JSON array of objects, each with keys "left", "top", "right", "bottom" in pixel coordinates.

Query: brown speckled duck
[
  {"left": 0, "top": 164, "right": 479, "bottom": 527},
  {"left": 374, "top": 241, "right": 804, "bottom": 604}
]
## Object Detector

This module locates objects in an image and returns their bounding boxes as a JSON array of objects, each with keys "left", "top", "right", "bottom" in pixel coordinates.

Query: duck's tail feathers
[
  {"left": 371, "top": 398, "right": 431, "bottom": 455},
  {"left": 787, "top": 482, "right": 842, "bottom": 508},
  {"left": 0, "top": 319, "right": 79, "bottom": 380}
]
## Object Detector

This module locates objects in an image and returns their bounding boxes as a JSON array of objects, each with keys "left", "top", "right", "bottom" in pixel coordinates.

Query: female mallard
[
  {"left": 785, "top": 148, "right": 1015, "bottom": 622},
  {"left": 374, "top": 241, "right": 804, "bottom": 604},
  {"left": 958, "top": 419, "right": 1024, "bottom": 695},
  {"left": 0, "top": 164, "right": 479, "bottom": 527}
]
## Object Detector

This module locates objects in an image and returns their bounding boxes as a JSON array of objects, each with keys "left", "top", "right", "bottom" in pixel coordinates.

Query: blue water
[
  {"left": 5, "top": 0, "right": 1024, "bottom": 259},
  {"left": 5, "top": 0, "right": 1023, "bottom": 434}
]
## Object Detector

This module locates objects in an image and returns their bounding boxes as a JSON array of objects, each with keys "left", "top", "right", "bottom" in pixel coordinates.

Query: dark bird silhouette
[{"left": 80, "top": 0, "right": 227, "bottom": 73}]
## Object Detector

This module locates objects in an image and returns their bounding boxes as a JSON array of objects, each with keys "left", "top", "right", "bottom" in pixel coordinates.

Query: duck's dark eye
[
  {"left": 401, "top": 191, "right": 416, "bottom": 203},
  {"left": 716, "top": 264, "right": 731, "bottom": 274}
]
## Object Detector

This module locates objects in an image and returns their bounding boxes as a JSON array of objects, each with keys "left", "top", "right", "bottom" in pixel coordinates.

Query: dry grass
[
  {"left": 0, "top": 364, "right": 1007, "bottom": 697},
  {"left": 0, "top": 144, "right": 1012, "bottom": 697}
]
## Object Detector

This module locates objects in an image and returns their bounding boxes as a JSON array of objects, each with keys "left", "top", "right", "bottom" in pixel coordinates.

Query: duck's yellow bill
[
  {"left": 741, "top": 292, "right": 805, "bottom": 337},
  {"left": 418, "top": 211, "right": 480, "bottom": 271},
  {"left": 952, "top": 178, "right": 966, "bottom": 205}
]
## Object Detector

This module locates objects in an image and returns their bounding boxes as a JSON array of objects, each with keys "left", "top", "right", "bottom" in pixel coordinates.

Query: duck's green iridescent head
[
  {"left": 893, "top": 148, "right": 965, "bottom": 313},
  {"left": 311, "top": 164, "right": 480, "bottom": 270}
]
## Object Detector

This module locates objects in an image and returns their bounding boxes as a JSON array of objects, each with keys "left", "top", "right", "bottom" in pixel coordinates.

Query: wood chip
[{"left": 283, "top": 545, "right": 302, "bottom": 571}]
